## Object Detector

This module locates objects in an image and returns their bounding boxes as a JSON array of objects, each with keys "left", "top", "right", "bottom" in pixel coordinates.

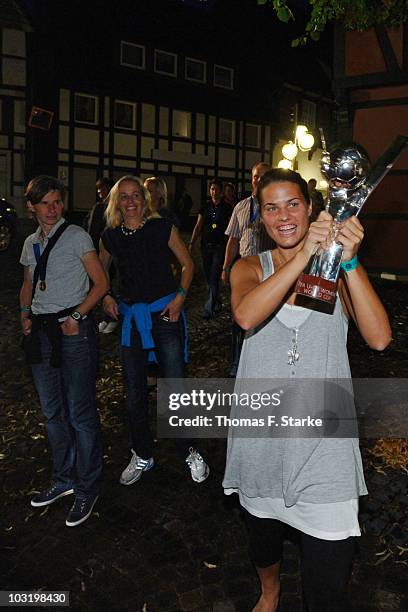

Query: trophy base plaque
[{"left": 295, "top": 274, "right": 337, "bottom": 304}]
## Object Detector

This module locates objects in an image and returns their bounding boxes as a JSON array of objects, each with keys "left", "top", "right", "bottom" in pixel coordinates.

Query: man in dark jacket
[
  {"left": 85, "top": 177, "right": 117, "bottom": 333},
  {"left": 86, "top": 177, "right": 114, "bottom": 250},
  {"left": 189, "top": 178, "right": 232, "bottom": 319}
]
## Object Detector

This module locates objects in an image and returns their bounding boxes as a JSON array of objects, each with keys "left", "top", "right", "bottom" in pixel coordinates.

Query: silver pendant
[{"left": 287, "top": 328, "right": 300, "bottom": 366}]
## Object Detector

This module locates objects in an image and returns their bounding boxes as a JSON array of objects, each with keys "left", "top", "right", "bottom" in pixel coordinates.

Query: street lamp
[{"left": 278, "top": 124, "right": 315, "bottom": 169}]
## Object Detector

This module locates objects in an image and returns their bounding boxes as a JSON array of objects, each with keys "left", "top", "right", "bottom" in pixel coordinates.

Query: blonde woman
[
  {"left": 144, "top": 176, "right": 180, "bottom": 228},
  {"left": 99, "top": 176, "right": 209, "bottom": 485}
]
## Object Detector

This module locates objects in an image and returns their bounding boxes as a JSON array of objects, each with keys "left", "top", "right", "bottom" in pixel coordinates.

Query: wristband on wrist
[
  {"left": 177, "top": 286, "right": 187, "bottom": 298},
  {"left": 341, "top": 255, "right": 359, "bottom": 272},
  {"left": 19, "top": 305, "right": 31, "bottom": 312},
  {"left": 222, "top": 267, "right": 230, "bottom": 273}
]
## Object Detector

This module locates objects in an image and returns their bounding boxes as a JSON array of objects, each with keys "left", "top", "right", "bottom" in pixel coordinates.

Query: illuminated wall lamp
[
  {"left": 278, "top": 158, "right": 293, "bottom": 170},
  {"left": 295, "top": 125, "right": 308, "bottom": 136},
  {"left": 278, "top": 124, "right": 315, "bottom": 169},
  {"left": 297, "top": 131, "right": 315, "bottom": 152},
  {"left": 281, "top": 141, "right": 298, "bottom": 161}
]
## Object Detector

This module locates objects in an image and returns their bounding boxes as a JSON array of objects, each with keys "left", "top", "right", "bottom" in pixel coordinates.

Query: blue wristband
[
  {"left": 178, "top": 287, "right": 187, "bottom": 298},
  {"left": 341, "top": 255, "right": 359, "bottom": 272}
]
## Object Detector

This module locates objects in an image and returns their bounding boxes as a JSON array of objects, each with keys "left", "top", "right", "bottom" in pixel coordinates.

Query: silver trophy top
[
  {"left": 320, "top": 143, "right": 371, "bottom": 221},
  {"left": 320, "top": 136, "right": 408, "bottom": 222},
  {"left": 321, "top": 144, "right": 370, "bottom": 191}
]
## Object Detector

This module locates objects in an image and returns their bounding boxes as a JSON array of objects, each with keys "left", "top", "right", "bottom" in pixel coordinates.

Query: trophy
[{"left": 295, "top": 135, "right": 408, "bottom": 304}]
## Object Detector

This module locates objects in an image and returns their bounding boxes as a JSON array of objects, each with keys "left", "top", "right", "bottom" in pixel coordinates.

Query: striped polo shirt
[{"left": 225, "top": 195, "right": 275, "bottom": 257}]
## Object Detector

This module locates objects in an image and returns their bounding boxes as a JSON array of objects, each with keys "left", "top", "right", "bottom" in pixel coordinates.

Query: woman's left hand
[
  {"left": 61, "top": 317, "right": 80, "bottom": 336},
  {"left": 336, "top": 216, "right": 364, "bottom": 262},
  {"left": 161, "top": 295, "right": 184, "bottom": 322}
]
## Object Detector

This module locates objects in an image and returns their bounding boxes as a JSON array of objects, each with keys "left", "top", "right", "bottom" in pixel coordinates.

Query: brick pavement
[{"left": 0, "top": 223, "right": 407, "bottom": 611}]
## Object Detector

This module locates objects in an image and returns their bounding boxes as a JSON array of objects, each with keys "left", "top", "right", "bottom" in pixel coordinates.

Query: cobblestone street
[{"left": 1, "top": 223, "right": 407, "bottom": 611}]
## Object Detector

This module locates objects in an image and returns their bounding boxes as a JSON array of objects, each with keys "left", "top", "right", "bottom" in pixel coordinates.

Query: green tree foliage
[{"left": 257, "top": 0, "right": 408, "bottom": 46}]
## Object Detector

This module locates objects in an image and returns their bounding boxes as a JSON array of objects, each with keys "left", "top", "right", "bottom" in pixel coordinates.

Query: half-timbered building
[
  {"left": 334, "top": 24, "right": 408, "bottom": 279},
  {"left": 23, "top": 0, "right": 334, "bottom": 219}
]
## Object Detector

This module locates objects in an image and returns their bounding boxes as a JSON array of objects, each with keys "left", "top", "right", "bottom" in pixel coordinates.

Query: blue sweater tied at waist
[{"left": 119, "top": 292, "right": 188, "bottom": 363}]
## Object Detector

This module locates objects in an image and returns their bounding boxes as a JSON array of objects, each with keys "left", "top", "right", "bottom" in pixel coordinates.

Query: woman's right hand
[
  {"left": 221, "top": 269, "right": 230, "bottom": 286},
  {"left": 301, "top": 211, "right": 334, "bottom": 261},
  {"left": 21, "top": 316, "right": 32, "bottom": 336},
  {"left": 102, "top": 295, "right": 119, "bottom": 320}
]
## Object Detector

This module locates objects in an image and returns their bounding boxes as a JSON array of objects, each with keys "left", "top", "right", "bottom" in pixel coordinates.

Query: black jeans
[
  {"left": 244, "top": 509, "right": 355, "bottom": 612},
  {"left": 120, "top": 313, "right": 191, "bottom": 459},
  {"left": 201, "top": 243, "right": 225, "bottom": 316}
]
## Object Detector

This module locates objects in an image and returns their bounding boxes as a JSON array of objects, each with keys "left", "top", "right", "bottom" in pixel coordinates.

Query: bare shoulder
[{"left": 231, "top": 254, "right": 263, "bottom": 284}]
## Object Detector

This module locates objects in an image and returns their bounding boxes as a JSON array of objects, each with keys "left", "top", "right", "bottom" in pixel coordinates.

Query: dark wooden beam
[
  {"left": 333, "top": 24, "right": 346, "bottom": 81},
  {"left": 374, "top": 26, "right": 401, "bottom": 73},
  {"left": 334, "top": 70, "right": 408, "bottom": 90},
  {"left": 351, "top": 97, "right": 408, "bottom": 110},
  {"left": 404, "top": 23, "right": 408, "bottom": 71}
]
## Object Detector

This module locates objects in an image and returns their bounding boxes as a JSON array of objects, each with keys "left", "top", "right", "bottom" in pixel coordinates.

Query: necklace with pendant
[
  {"left": 121, "top": 220, "right": 146, "bottom": 236},
  {"left": 287, "top": 327, "right": 300, "bottom": 366},
  {"left": 272, "top": 250, "right": 301, "bottom": 366}
]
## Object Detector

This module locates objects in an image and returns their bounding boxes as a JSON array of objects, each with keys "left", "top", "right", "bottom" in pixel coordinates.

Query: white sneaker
[
  {"left": 119, "top": 450, "right": 154, "bottom": 485},
  {"left": 98, "top": 321, "right": 108, "bottom": 333},
  {"left": 185, "top": 447, "right": 209, "bottom": 483},
  {"left": 100, "top": 321, "right": 118, "bottom": 334}
]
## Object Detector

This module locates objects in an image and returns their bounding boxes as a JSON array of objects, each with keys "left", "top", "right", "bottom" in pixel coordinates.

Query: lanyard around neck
[{"left": 249, "top": 196, "right": 258, "bottom": 224}]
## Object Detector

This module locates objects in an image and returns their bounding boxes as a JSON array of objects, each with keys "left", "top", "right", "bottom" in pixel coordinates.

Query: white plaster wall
[
  {"left": 142, "top": 103, "right": 155, "bottom": 133},
  {"left": 160, "top": 107, "right": 169, "bottom": 135},
  {"left": 196, "top": 114, "right": 205, "bottom": 140},
  {"left": 2, "top": 29, "right": 25, "bottom": 56},
  {"left": 141, "top": 136, "right": 154, "bottom": 158},
  {"left": 218, "top": 147, "right": 235, "bottom": 168},
  {"left": 14, "top": 100, "right": 25, "bottom": 132},
  {"left": 75, "top": 128, "right": 99, "bottom": 152},
  {"left": 2, "top": 58, "right": 25, "bottom": 86},
  {"left": 59, "top": 126, "right": 69, "bottom": 149},
  {"left": 172, "top": 141, "right": 191, "bottom": 153},
  {"left": 114, "top": 133, "right": 137, "bottom": 156}
]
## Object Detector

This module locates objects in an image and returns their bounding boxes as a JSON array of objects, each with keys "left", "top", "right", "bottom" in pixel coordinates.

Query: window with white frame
[
  {"left": 172, "top": 110, "right": 191, "bottom": 138},
  {"left": 114, "top": 100, "right": 136, "bottom": 130},
  {"left": 120, "top": 41, "right": 145, "bottom": 70},
  {"left": 301, "top": 99, "right": 317, "bottom": 129},
  {"left": 154, "top": 49, "right": 177, "bottom": 77},
  {"left": 74, "top": 93, "right": 98, "bottom": 125},
  {"left": 214, "top": 64, "right": 234, "bottom": 90},
  {"left": 185, "top": 57, "right": 206, "bottom": 83},
  {"left": 245, "top": 123, "right": 260, "bottom": 148},
  {"left": 219, "top": 119, "right": 235, "bottom": 145}
]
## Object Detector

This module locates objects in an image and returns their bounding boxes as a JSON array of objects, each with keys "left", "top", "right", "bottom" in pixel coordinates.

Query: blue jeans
[
  {"left": 120, "top": 312, "right": 187, "bottom": 459},
  {"left": 31, "top": 318, "right": 102, "bottom": 497},
  {"left": 201, "top": 243, "right": 225, "bottom": 316}
]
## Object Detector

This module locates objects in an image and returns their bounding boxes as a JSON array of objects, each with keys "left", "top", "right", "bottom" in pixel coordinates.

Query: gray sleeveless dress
[{"left": 222, "top": 250, "right": 368, "bottom": 507}]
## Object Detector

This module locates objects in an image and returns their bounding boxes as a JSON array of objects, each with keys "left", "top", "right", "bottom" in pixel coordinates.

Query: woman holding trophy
[{"left": 222, "top": 168, "right": 391, "bottom": 612}]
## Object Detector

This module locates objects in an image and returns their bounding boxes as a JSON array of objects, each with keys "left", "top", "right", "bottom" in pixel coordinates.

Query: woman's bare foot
[{"left": 252, "top": 593, "right": 279, "bottom": 612}]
